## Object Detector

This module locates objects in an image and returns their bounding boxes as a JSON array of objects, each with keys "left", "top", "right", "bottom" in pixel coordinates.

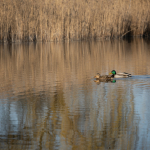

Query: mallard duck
[
  {"left": 94, "top": 73, "right": 113, "bottom": 80},
  {"left": 109, "top": 70, "right": 131, "bottom": 78}
]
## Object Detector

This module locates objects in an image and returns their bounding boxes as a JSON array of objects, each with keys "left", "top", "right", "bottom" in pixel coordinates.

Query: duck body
[
  {"left": 110, "top": 70, "right": 132, "bottom": 78},
  {"left": 94, "top": 73, "right": 113, "bottom": 80}
]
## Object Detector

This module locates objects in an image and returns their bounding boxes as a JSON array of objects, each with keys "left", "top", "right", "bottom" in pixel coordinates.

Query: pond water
[{"left": 0, "top": 38, "right": 150, "bottom": 150}]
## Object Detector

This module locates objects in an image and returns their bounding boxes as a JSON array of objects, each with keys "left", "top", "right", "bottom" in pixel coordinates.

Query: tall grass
[{"left": 0, "top": 0, "right": 150, "bottom": 42}]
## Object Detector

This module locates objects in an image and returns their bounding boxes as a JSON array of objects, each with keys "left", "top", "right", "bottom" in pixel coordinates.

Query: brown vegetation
[{"left": 0, "top": 0, "right": 150, "bottom": 43}]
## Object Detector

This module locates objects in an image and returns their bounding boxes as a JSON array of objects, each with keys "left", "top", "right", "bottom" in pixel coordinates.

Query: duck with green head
[{"left": 109, "top": 70, "right": 132, "bottom": 78}]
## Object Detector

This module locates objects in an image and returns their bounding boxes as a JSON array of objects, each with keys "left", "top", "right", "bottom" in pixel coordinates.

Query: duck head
[
  {"left": 109, "top": 70, "right": 116, "bottom": 75},
  {"left": 94, "top": 73, "right": 101, "bottom": 79},
  {"left": 111, "top": 70, "right": 116, "bottom": 75}
]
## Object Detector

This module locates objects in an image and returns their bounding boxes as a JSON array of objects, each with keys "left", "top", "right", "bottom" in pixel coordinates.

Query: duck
[
  {"left": 94, "top": 73, "right": 113, "bottom": 80},
  {"left": 109, "top": 70, "right": 132, "bottom": 78}
]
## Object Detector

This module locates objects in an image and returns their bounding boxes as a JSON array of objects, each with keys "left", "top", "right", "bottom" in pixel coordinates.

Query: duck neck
[{"left": 112, "top": 74, "right": 115, "bottom": 78}]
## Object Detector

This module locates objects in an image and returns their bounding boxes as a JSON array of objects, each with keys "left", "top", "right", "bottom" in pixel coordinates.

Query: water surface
[{"left": 0, "top": 39, "right": 150, "bottom": 150}]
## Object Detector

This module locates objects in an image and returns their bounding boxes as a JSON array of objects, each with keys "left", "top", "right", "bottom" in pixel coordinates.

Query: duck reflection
[{"left": 94, "top": 79, "right": 116, "bottom": 84}]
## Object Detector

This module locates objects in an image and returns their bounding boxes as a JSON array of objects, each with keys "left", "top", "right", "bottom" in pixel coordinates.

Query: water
[{"left": 0, "top": 38, "right": 150, "bottom": 150}]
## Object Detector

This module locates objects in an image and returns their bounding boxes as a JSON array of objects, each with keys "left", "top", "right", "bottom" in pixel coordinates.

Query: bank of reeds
[{"left": 0, "top": 0, "right": 150, "bottom": 43}]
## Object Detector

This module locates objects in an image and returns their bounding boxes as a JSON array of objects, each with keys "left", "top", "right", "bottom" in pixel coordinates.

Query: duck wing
[
  {"left": 117, "top": 72, "right": 132, "bottom": 77},
  {"left": 122, "top": 72, "right": 132, "bottom": 76},
  {"left": 99, "top": 75, "right": 112, "bottom": 79}
]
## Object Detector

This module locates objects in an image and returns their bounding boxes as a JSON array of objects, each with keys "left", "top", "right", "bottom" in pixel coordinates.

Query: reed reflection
[{"left": 0, "top": 39, "right": 150, "bottom": 149}]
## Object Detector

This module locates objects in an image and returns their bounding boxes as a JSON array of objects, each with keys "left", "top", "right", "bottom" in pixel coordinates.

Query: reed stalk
[{"left": 0, "top": 0, "right": 150, "bottom": 43}]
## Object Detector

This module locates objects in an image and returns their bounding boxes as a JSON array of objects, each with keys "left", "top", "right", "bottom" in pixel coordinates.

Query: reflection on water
[
  {"left": 94, "top": 79, "right": 116, "bottom": 84},
  {"left": 0, "top": 39, "right": 150, "bottom": 149}
]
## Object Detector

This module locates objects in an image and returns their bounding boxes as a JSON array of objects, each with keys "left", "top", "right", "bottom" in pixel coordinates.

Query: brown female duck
[{"left": 94, "top": 73, "right": 113, "bottom": 80}]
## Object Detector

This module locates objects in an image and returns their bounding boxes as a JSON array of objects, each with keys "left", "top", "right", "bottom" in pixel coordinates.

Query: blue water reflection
[{"left": 0, "top": 39, "right": 150, "bottom": 149}]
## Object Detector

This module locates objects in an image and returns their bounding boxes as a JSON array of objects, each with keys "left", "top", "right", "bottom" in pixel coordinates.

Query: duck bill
[{"left": 109, "top": 73, "right": 112, "bottom": 75}]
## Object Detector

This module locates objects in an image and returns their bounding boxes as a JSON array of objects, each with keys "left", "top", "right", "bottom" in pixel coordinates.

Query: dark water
[{"left": 0, "top": 39, "right": 150, "bottom": 150}]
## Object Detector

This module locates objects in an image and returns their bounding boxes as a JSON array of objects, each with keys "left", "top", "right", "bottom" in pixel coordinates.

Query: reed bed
[{"left": 0, "top": 0, "right": 150, "bottom": 42}]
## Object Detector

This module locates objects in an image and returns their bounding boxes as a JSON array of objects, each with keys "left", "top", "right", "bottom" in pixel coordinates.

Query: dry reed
[{"left": 0, "top": 0, "right": 150, "bottom": 43}]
